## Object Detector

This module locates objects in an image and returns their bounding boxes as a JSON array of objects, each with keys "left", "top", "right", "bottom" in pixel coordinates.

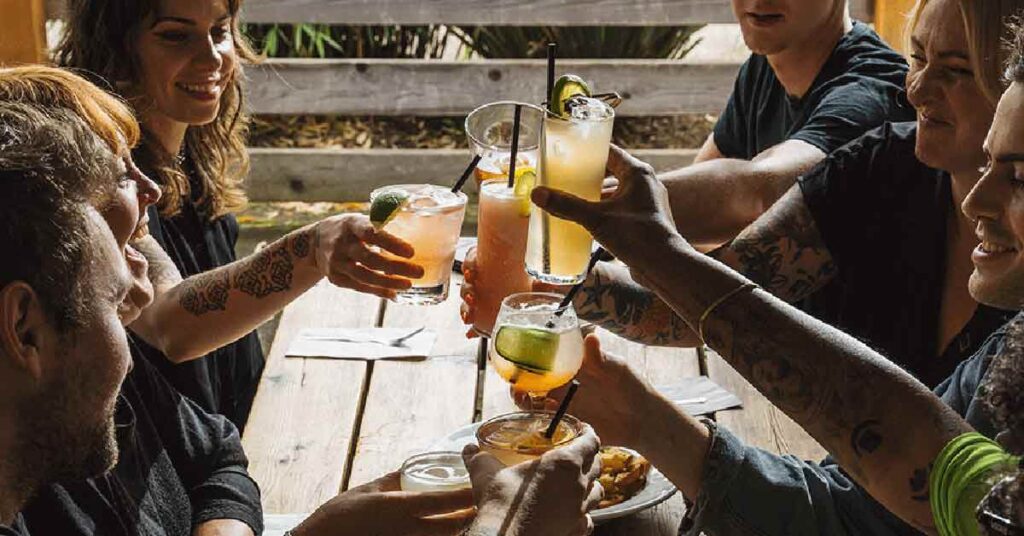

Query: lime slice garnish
[
  {"left": 513, "top": 170, "right": 536, "bottom": 217},
  {"left": 370, "top": 191, "right": 410, "bottom": 229},
  {"left": 549, "top": 74, "right": 592, "bottom": 118},
  {"left": 494, "top": 325, "right": 560, "bottom": 374}
]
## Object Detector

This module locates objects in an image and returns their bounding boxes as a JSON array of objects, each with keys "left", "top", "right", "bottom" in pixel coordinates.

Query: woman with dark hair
[{"left": 54, "top": 0, "right": 424, "bottom": 430}]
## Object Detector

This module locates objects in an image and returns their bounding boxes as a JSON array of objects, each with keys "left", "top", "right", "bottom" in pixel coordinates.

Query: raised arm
[
  {"left": 129, "top": 214, "right": 423, "bottom": 363},
  {"left": 568, "top": 182, "right": 836, "bottom": 347},
  {"left": 532, "top": 146, "right": 970, "bottom": 533},
  {"left": 661, "top": 137, "right": 826, "bottom": 247}
]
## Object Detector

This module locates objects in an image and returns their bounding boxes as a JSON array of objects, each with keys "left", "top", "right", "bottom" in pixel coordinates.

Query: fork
[{"left": 303, "top": 327, "right": 427, "bottom": 348}]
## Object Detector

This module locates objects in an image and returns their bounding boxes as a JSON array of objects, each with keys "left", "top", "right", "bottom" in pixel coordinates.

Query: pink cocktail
[{"left": 473, "top": 179, "right": 532, "bottom": 336}]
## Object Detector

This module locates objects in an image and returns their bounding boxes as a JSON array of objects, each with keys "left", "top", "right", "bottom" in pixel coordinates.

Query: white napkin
[
  {"left": 656, "top": 376, "right": 742, "bottom": 416},
  {"left": 264, "top": 514, "right": 308, "bottom": 536},
  {"left": 286, "top": 327, "right": 436, "bottom": 360}
]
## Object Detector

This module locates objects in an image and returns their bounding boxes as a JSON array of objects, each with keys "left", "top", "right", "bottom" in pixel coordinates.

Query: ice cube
[{"left": 568, "top": 97, "right": 613, "bottom": 122}]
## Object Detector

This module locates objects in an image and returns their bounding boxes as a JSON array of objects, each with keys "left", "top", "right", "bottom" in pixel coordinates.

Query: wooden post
[
  {"left": 874, "top": 0, "right": 917, "bottom": 53},
  {"left": 0, "top": 0, "right": 48, "bottom": 65}
]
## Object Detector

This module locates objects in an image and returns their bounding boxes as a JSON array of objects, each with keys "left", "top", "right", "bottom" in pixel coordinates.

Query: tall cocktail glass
[
  {"left": 465, "top": 102, "right": 544, "bottom": 186},
  {"left": 489, "top": 292, "right": 584, "bottom": 407},
  {"left": 371, "top": 184, "right": 467, "bottom": 305},
  {"left": 526, "top": 98, "right": 615, "bottom": 284},
  {"left": 473, "top": 180, "right": 533, "bottom": 336}
]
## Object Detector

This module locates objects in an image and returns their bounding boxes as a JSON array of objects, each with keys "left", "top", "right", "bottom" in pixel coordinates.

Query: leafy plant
[
  {"left": 243, "top": 24, "right": 459, "bottom": 59},
  {"left": 449, "top": 26, "right": 703, "bottom": 59}
]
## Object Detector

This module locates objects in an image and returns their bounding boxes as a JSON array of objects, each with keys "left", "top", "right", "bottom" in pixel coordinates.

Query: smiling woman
[{"left": 54, "top": 0, "right": 427, "bottom": 432}]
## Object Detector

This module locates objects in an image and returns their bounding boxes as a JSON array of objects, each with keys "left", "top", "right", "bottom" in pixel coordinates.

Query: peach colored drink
[
  {"left": 372, "top": 184, "right": 467, "bottom": 305},
  {"left": 473, "top": 180, "right": 532, "bottom": 336}
]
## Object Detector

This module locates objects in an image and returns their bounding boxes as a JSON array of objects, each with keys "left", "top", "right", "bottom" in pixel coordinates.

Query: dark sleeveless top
[{"left": 138, "top": 160, "right": 265, "bottom": 432}]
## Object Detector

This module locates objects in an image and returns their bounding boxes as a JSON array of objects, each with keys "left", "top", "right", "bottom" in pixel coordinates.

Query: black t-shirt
[
  {"left": 798, "top": 122, "right": 1018, "bottom": 387},
  {"left": 139, "top": 160, "right": 265, "bottom": 432},
  {"left": 714, "top": 21, "right": 914, "bottom": 160},
  {"left": 21, "top": 338, "right": 263, "bottom": 536}
]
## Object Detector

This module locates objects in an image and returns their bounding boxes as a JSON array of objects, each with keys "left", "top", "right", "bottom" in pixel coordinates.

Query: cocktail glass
[
  {"left": 465, "top": 101, "right": 544, "bottom": 186},
  {"left": 371, "top": 184, "right": 467, "bottom": 305},
  {"left": 489, "top": 292, "right": 584, "bottom": 408},
  {"left": 472, "top": 179, "right": 533, "bottom": 337},
  {"left": 476, "top": 411, "right": 584, "bottom": 466},
  {"left": 526, "top": 98, "right": 615, "bottom": 284},
  {"left": 400, "top": 451, "right": 472, "bottom": 492}
]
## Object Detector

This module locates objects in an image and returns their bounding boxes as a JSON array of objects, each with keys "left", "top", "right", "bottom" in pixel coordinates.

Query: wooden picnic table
[{"left": 242, "top": 274, "right": 826, "bottom": 535}]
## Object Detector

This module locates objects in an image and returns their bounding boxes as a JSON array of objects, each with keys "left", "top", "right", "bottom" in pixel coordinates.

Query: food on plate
[{"left": 597, "top": 446, "right": 651, "bottom": 508}]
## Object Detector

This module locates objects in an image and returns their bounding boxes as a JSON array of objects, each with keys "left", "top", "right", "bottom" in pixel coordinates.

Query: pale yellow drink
[
  {"left": 527, "top": 98, "right": 614, "bottom": 284},
  {"left": 473, "top": 180, "right": 533, "bottom": 337},
  {"left": 371, "top": 184, "right": 467, "bottom": 305},
  {"left": 476, "top": 412, "right": 583, "bottom": 466},
  {"left": 400, "top": 452, "right": 471, "bottom": 492}
]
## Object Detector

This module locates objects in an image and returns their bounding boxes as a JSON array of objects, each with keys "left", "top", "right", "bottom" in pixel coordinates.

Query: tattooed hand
[
  {"left": 531, "top": 145, "right": 685, "bottom": 269},
  {"left": 314, "top": 214, "right": 425, "bottom": 299}
]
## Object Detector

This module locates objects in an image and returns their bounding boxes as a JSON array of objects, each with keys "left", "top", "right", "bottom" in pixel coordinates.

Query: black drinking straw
[
  {"left": 507, "top": 104, "right": 523, "bottom": 189},
  {"left": 546, "top": 43, "right": 557, "bottom": 104},
  {"left": 545, "top": 379, "right": 579, "bottom": 439},
  {"left": 556, "top": 248, "right": 605, "bottom": 314},
  {"left": 451, "top": 154, "right": 482, "bottom": 194}
]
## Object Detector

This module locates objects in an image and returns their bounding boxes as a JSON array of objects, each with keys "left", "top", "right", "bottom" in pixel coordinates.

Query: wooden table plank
[
  {"left": 706, "top": 350, "right": 827, "bottom": 461},
  {"left": 242, "top": 282, "right": 379, "bottom": 513},
  {"left": 346, "top": 276, "right": 480, "bottom": 488}
]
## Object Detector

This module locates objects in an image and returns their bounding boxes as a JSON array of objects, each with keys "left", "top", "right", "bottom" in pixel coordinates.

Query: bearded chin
[{"left": 14, "top": 373, "right": 120, "bottom": 490}]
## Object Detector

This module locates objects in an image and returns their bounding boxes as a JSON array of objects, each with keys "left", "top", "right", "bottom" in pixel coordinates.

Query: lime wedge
[
  {"left": 370, "top": 191, "right": 409, "bottom": 229},
  {"left": 549, "top": 74, "right": 592, "bottom": 118},
  {"left": 513, "top": 170, "right": 536, "bottom": 217},
  {"left": 494, "top": 325, "right": 560, "bottom": 374}
]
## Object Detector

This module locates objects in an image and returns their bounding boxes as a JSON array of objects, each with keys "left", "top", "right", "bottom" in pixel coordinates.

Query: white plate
[{"left": 431, "top": 422, "right": 677, "bottom": 524}]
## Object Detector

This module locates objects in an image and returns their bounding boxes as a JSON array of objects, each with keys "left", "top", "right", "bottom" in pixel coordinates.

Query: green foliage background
[{"left": 242, "top": 24, "right": 702, "bottom": 59}]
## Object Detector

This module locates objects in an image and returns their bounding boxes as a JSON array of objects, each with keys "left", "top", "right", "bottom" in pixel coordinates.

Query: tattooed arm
[
  {"left": 534, "top": 146, "right": 971, "bottom": 533},
  {"left": 572, "top": 262, "right": 700, "bottom": 347},
  {"left": 128, "top": 225, "right": 323, "bottom": 362},
  {"left": 569, "top": 184, "right": 835, "bottom": 347},
  {"left": 128, "top": 214, "right": 423, "bottom": 363}
]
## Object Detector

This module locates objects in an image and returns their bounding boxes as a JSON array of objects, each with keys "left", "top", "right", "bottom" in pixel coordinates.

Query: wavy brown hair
[{"left": 54, "top": 0, "right": 258, "bottom": 220}]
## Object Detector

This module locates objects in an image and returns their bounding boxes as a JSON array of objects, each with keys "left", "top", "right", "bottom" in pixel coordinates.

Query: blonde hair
[
  {"left": 907, "top": 0, "right": 1024, "bottom": 105},
  {"left": 55, "top": 0, "right": 258, "bottom": 220},
  {"left": 0, "top": 65, "right": 140, "bottom": 155}
]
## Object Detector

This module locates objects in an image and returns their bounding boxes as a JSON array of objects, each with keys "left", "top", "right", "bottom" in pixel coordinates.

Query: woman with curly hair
[{"left": 54, "top": 0, "right": 424, "bottom": 430}]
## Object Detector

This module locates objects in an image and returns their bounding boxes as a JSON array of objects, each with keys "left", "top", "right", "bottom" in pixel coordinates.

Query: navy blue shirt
[{"left": 714, "top": 21, "right": 913, "bottom": 159}]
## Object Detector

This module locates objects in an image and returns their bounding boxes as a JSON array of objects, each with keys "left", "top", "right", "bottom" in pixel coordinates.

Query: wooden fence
[{"left": 38, "top": 0, "right": 875, "bottom": 202}]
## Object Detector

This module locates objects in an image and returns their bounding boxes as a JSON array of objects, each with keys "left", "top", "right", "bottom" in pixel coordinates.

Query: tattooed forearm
[
  {"left": 180, "top": 270, "right": 230, "bottom": 315},
  {"left": 179, "top": 227, "right": 315, "bottom": 316},
  {"left": 575, "top": 263, "right": 695, "bottom": 346},
  {"left": 133, "top": 235, "right": 184, "bottom": 288},
  {"left": 712, "top": 185, "right": 837, "bottom": 303}
]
